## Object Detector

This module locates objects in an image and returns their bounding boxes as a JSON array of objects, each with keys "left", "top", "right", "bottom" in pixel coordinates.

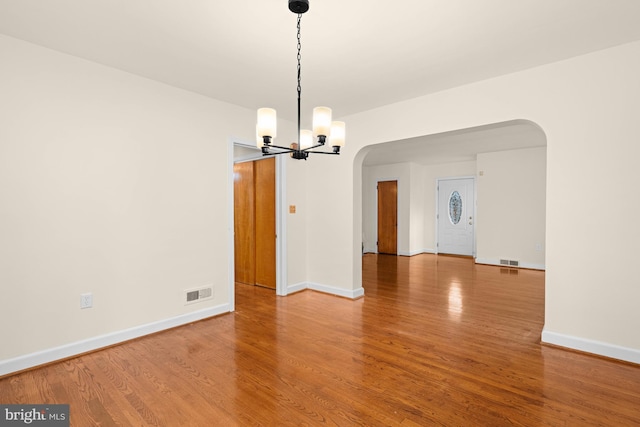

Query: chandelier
[{"left": 256, "top": 0, "right": 345, "bottom": 160}]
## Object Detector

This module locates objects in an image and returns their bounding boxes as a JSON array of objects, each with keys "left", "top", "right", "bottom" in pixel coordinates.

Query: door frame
[
  {"left": 374, "top": 178, "right": 400, "bottom": 254},
  {"left": 228, "top": 136, "right": 288, "bottom": 311},
  {"left": 435, "top": 176, "right": 477, "bottom": 257}
]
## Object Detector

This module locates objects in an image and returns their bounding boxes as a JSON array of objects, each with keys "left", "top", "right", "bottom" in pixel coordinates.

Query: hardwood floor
[{"left": 2, "top": 254, "right": 640, "bottom": 426}]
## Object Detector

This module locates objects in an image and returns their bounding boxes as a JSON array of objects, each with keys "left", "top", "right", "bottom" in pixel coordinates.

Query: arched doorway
[{"left": 359, "top": 119, "right": 547, "bottom": 270}]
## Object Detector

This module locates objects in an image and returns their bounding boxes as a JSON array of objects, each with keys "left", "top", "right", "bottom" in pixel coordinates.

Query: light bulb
[
  {"left": 257, "top": 108, "right": 277, "bottom": 139},
  {"left": 300, "top": 129, "right": 313, "bottom": 149},
  {"left": 330, "top": 121, "right": 346, "bottom": 147},
  {"left": 312, "top": 107, "right": 332, "bottom": 137}
]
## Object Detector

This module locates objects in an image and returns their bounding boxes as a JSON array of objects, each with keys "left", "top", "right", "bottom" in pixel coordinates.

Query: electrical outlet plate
[{"left": 80, "top": 293, "right": 93, "bottom": 309}]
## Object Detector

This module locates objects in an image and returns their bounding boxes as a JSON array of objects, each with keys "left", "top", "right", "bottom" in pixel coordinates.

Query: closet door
[
  {"left": 233, "top": 157, "right": 276, "bottom": 289},
  {"left": 254, "top": 157, "right": 276, "bottom": 289},
  {"left": 233, "top": 161, "right": 256, "bottom": 285}
]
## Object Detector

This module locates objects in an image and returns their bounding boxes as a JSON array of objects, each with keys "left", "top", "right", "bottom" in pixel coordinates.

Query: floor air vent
[{"left": 185, "top": 286, "right": 213, "bottom": 305}]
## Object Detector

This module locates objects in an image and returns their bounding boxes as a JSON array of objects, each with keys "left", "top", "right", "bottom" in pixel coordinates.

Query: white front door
[{"left": 437, "top": 178, "right": 475, "bottom": 256}]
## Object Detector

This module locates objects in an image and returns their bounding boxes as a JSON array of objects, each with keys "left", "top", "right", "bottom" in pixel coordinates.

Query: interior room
[{"left": 1, "top": 0, "right": 640, "bottom": 424}]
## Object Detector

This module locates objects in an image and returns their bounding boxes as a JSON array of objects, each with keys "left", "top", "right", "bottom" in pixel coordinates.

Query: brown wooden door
[
  {"left": 377, "top": 180, "right": 398, "bottom": 255},
  {"left": 233, "top": 157, "right": 276, "bottom": 289},
  {"left": 234, "top": 161, "right": 255, "bottom": 285},
  {"left": 254, "top": 157, "right": 276, "bottom": 289}
]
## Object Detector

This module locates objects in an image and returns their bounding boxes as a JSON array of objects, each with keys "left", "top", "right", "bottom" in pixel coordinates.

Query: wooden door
[
  {"left": 233, "top": 157, "right": 276, "bottom": 289},
  {"left": 254, "top": 157, "right": 276, "bottom": 289},
  {"left": 377, "top": 180, "right": 398, "bottom": 255},
  {"left": 234, "top": 161, "right": 255, "bottom": 285}
]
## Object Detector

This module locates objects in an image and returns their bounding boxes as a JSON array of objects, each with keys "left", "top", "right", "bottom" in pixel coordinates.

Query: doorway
[
  {"left": 233, "top": 156, "right": 276, "bottom": 289},
  {"left": 437, "top": 177, "right": 475, "bottom": 256},
  {"left": 377, "top": 180, "right": 398, "bottom": 255}
]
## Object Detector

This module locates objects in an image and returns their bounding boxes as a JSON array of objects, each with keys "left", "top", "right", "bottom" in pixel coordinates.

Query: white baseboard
[
  {"left": 288, "top": 281, "right": 364, "bottom": 299},
  {"left": 475, "top": 257, "right": 545, "bottom": 270},
  {"left": 0, "top": 304, "right": 231, "bottom": 377},
  {"left": 391, "top": 249, "right": 436, "bottom": 257},
  {"left": 399, "top": 250, "right": 422, "bottom": 256},
  {"left": 364, "top": 250, "right": 435, "bottom": 256},
  {"left": 309, "top": 282, "right": 365, "bottom": 299},
  {"left": 542, "top": 329, "right": 640, "bottom": 365},
  {"left": 286, "top": 282, "right": 308, "bottom": 295}
]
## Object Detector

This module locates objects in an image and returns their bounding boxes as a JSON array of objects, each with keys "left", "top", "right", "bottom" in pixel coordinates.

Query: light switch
[{"left": 289, "top": 205, "right": 296, "bottom": 214}]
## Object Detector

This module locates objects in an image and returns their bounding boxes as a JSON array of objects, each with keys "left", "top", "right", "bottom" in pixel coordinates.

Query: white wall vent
[
  {"left": 185, "top": 286, "right": 214, "bottom": 305},
  {"left": 500, "top": 259, "right": 520, "bottom": 267}
]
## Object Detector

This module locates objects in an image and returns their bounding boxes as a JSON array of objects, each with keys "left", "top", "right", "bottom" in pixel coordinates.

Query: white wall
[
  {"left": 306, "top": 40, "right": 640, "bottom": 363},
  {"left": 362, "top": 161, "right": 477, "bottom": 256},
  {"left": 0, "top": 35, "right": 258, "bottom": 370},
  {"left": 408, "top": 163, "right": 426, "bottom": 255},
  {"left": 285, "top": 158, "right": 309, "bottom": 290},
  {"left": 476, "top": 147, "right": 546, "bottom": 269},
  {"left": 3, "top": 34, "right": 640, "bottom": 371}
]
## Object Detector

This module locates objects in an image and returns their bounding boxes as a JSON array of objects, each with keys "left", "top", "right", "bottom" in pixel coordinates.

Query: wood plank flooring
[{"left": 2, "top": 254, "right": 640, "bottom": 425}]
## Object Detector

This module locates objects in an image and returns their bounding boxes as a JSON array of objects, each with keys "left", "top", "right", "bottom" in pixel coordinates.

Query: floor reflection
[{"left": 448, "top": 281, "right": 463, "bottom": 320}]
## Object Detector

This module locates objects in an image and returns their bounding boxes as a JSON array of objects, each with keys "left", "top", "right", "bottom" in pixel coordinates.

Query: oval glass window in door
[{"left": 448, "top": 191, "right": 462, "bottom": 225}]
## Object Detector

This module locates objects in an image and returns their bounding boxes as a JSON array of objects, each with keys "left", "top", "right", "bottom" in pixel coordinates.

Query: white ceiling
[{"left": 1, "top": 0, "right": 639, "bottom": 164}]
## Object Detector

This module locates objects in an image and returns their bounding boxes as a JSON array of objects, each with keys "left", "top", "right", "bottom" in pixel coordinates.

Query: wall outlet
[{"left": 80, "top": 293, "right": 93, "bottom": 309}]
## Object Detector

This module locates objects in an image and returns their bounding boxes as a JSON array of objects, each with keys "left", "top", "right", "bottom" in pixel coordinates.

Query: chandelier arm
[
  {"left": 265, "top": 144, "right": 297, "bottom": 152},
  {"left": 301, "top": 142, "right": 326, "bottom": 151},
  {"left": 264, "top": 149, "right": 338, "bottom": 157},
  {"left": 302, "top": 150, "right": 340, "bottom": 155},
  {"left": 261, "top": 146, "right": 339, "bottom": 157}
]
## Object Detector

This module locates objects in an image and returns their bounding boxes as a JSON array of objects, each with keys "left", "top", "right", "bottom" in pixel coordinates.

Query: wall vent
[
  {"left": 186, "top": 290, "right": 199, "bottom": 302},
  {"left": 185, "top": 286, "right": 214, "bottom": 305},
  {"left": 500, "top": 259, "right": 520, "bottom": 267}
]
